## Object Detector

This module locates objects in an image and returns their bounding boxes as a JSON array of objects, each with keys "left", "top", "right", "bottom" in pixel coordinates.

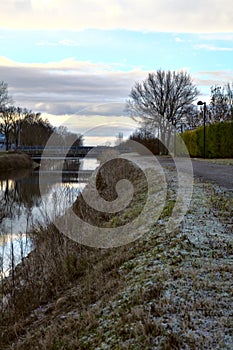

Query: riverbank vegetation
[
  {"left": 193, "top": 158, "right": 233, "bottom": 166},
  {"left": 182, "top": 121, "right": 233, "bottom": 158},
  {"left": 1, "top": 159, "right": 232, "bottom": 349},
  {"left": 0, "top": 151, "right": 34, "bottom": 171}
]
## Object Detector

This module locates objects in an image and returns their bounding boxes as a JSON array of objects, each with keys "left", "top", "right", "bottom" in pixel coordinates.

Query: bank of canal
[{"left": 0, "top": 157, "right": 98, "bottom": 277}]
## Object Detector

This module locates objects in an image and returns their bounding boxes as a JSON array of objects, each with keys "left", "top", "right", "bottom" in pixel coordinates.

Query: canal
[{"left": 0, "top": 158, "right": 99, "bottom": 277}]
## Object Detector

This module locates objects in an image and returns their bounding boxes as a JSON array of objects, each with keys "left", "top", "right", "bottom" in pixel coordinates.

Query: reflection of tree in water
[
  {"left": 0, "top": 164, "right": 83, "bottom": 234},
  {"left": 0, "top": 170, "right": 50, "bottom": 226},
  {"left": 0, "top": 178, "right": 19, "bottom": 225},
  {"left": 14, "top": 173, "right": 43, "bottom": 209},
  {"left": 0, "top": 167, "right": 81, "bottom": 276},
  {"left": 0, "top": 170, "right": 49, "bottom": 277}
]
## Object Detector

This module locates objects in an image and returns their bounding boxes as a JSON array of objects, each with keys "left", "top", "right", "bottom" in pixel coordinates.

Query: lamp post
[{"left": 197, "top": 101, "right": 207, "bottom": 158}]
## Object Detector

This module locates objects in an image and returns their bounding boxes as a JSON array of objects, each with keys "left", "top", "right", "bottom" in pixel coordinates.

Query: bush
[
  {"left": 0, "top": 153, "right": 33, "bottom": 171},
  {"left": 182, "top": 121, "right": 233, "bottom": 158}
]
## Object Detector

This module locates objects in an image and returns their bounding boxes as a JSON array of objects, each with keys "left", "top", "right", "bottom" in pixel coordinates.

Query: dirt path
[{"left": 157, "top": 157, "right": 233, "bottom": 191}]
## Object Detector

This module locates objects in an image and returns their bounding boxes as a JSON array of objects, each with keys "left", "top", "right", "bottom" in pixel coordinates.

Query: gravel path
[{"left": 157, "top": 157, "right": 233, "bottom": 191}]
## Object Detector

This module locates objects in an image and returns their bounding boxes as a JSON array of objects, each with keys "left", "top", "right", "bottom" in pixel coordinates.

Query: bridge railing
[
  {"left": 18, "top": 145, "right": 94, "bottom": 155},
  {"left": 18, "top": 145, "right": 132, "bottom": 157}
]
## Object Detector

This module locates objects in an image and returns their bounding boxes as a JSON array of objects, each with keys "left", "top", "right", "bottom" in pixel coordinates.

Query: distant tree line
[
  {"left": 0, "top": 81, "right": 83, "bottom": 150},
  {"left": 127, "top": 128, "right": 168, "bottom": 155}
]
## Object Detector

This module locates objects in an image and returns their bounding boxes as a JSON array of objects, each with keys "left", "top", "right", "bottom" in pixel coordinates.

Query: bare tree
[
  {"left": 0, "top": 82, "right": 13, "bottom": 149},
  {"left": 54, "top": 126, "right": 83, "bottom": 147},
  {"left": 128, "top": 127, "right": 167, "bottom": 155},
  {"left": 9, "top": 107, "right": 24, "bottom": 148},
  {"left": 0, "top": 106, "right": 15, "bottom": 150},
  {"left": 126, "top": 70, "right": 199, "bottom": 146},
  {"left": 182, "top": 104, "right": 204, "bottom": 130},
  {"left": 0, "top": 106, "right": 45, "bottom": 149},
  {"left": 20, "top": 111, "right": 54, "bottom": 146},
  {"left": 0, "top": 81, "right": 12, "bottom": 107},
  {"left": 210, "top": 83, "right": 233, "bottom": 122},
  {"left": 115, "top": 132, "right": 124, "bottom": 146}
]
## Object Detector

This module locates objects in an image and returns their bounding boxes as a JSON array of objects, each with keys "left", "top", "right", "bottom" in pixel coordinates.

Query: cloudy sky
[{"left": 0, "top": 0, "right": 233, "bottom": 145}]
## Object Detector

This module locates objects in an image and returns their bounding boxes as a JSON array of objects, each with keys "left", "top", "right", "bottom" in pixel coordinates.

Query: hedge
[{"left": 182, "top": 121, "right": 233, "bottom": 158}]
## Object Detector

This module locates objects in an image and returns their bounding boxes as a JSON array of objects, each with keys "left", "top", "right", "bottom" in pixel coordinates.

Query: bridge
[
  {"left": 18, "top": 145, "right": 132, "bottom": 162},
  {"left": 35, "top": 170, "right": 94, "bottom": 183},
  {"left": 18, "top": 145, "right": 95, "bottom": 162}
]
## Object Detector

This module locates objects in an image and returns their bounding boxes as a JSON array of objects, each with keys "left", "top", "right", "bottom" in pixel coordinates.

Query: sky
[{"left": 0, "top": 0, "right": 233, "bottom": 145}]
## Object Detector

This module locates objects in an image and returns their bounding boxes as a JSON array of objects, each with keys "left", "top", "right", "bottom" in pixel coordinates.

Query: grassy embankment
[
  {"left": 0, "top": 154, "right": 232, "bottom": 349},
  {"left": 193, "top": 158, "right": 233, "bottom": 166},
  {"left": 0, "top": 151, "right": 34, "bottom": 171}
]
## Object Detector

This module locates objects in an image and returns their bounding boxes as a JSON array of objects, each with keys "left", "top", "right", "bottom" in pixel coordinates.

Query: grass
[
  {"left": 193, "top": 158, "right": 233, "bottom": 166},
  {"left": 0, "top": 151, "right": 33, "bottom": 171},
  {"left": 0, "top": 158, "right": 232, "bottom": 349}
]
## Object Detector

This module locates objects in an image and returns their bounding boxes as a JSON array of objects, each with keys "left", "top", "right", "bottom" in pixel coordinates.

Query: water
[{"left": 0, "top": 158, "right": 99, "bottom": 277}]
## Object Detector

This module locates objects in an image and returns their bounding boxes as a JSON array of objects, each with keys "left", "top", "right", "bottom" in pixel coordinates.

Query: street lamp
[{"left": 197, "top": 100, "right": 207, "bottom": 158}]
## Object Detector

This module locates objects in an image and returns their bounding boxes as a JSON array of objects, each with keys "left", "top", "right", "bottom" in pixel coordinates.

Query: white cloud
[
  {"left": 1, "top": 0, "right": 31, "bottom": 11},
  {"left": 194, "top": 70, "right": 233, "bottom": 87},
  {"left": 1, "top": 56, "right": 232, "bottom": 117},
  {"left": 58, "top": 39, "right": 80, "bottom": 47},
  {"left": 200, "top": 33, "right": 233, "bottom": 41},
  {"left": 0, "top": 55, "right": 141, "bottom": 141},
  {"left": 1, "top": 55, "right": 232, "bottom": 143},
  {"left": 0, "top": 57, "right": 233, "bottom": 117},
  {"left": 40, "top": 110, "right": 138, "bottom": 146},
  {"left": 36, "top": 40, "right": 59, "bottom": 47},
  {"left": 175, "top": 37, "right": 184, "bottom": 43},
  {"left": 36, "top": 39, "right": 80, "bottom": 47},
  {"left": 0, "top": 0, "right": 233, "bottom": 33},
  {"left": 0, "top": 56, "right": 116, "bottom": 73},
  {"left": 0, "top": 56, "right": 146, "bottom": 115},
  {"left": 195, "top": 44, "right": 233, "bottom": 51}
]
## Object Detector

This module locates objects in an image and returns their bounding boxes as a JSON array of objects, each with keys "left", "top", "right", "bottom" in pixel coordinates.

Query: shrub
[{"left": 182, "top": 121, "right": 233, "bottom": 158}]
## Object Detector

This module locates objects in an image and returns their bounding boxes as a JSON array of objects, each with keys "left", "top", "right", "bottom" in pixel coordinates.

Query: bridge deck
[
  {"left": 35, "top": 170, "right": 93, "bottom": 183},
  {"left": 32, "top": 156, "right": 82, "bottom": 160},
  {"left": 37, "top": 170, "right": 93, "bottom": 175},
  {"left": 18, "top": 145, "right": 131, "bottom": 160}
]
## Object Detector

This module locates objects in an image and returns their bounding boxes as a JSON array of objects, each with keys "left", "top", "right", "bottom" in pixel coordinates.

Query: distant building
[{"left": 0, "top": 133, "right": 5, "bottom": 149}]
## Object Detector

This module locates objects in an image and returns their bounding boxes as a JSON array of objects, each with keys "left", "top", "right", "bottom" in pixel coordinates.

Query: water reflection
[
  {"left": 0, "top": 158, "right": 98, "bottom": 277},
  {"left": 0, "top": 234, "right": 32, "bottom": 278}
]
